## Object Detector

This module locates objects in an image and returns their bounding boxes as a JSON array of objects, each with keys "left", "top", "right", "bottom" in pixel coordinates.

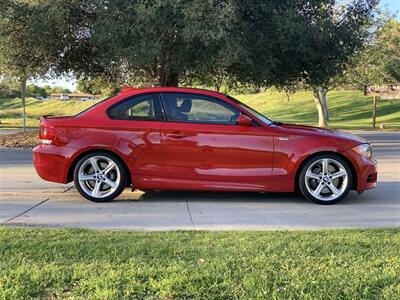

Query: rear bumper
[
  {"left": 32, "top": 145, "right": 72, "bottom": 184},
  {"left": 344, "top": 149, "right": 378, "bottom": 192}
]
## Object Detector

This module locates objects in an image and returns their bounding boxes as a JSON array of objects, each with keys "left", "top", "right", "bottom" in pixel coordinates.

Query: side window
[
  {"left": 108, "top": 93, "right": 164, "bottom": 121},
  {"left": 161, "top": 93, "right": 240, "bottom": 125}
]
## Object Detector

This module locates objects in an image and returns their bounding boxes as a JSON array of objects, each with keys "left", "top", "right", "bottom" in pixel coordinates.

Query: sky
[
  {"left": 382, "top": 0, "right": 400, "bottom": 14},
  {"left": 32, "top": 75, "right": 77, "bottom": 91},
  {"left": 31, "top": 0, "right": 400, "bottom": 92}
]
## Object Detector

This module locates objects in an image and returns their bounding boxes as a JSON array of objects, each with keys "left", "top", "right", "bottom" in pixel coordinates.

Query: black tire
[
  {"left": 299, "top": 154, "right": 353, "bottom": 205},
  {"left": 73, "top": 151, "right": 127, "bottom": 202}
]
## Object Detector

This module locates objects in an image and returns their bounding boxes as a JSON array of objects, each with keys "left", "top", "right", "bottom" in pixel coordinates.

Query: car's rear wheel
[
  {"left": 73, "top": 152, "right": 127, "bottom": 202},
  {"left": 299, "top": 154, "right": 352, "bottom": 205}
]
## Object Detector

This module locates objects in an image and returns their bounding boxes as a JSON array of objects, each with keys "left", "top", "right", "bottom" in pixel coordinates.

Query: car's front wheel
[
  {"left": 73, "top": 152, "right": 127, "bottom": 202},
  {"left": 299, "top": 154, "right": 352, "bottom": 205}
]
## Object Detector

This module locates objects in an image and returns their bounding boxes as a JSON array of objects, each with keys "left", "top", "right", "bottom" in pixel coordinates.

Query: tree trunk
[
  {"left": 319, "top": 87, "right": 329, "bottom": 121},
  {"left": 313, "top": 88, "right": 328, "bottom": 128},
  {"left": 158, "top": 68, "right": 179, "bottom": 87},
  {"left": 21, "top": 78, "right": 27, "bottom": 132},
  {"left": 215, "top": 80, "right": 222, "bottom": 92},
  {"left": 165, "top": 72, "right": 179, "bottom": 87}
]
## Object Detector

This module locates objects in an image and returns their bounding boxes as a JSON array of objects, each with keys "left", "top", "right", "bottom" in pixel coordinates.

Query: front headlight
[{"left": 352, "top": 143, "right": 372, "bottom": 158}]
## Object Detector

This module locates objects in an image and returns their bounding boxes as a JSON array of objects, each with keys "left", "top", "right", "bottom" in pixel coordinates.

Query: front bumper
[{"left": 344, "top": 148, "right": 378, "bottom": 192}]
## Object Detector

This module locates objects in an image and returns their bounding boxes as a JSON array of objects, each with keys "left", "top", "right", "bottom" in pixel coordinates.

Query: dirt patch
[{"left": 0, "top": 131, "right": 38, "bottom": 148}]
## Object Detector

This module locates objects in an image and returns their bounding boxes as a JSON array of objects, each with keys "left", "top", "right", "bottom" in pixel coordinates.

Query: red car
[{"left": 33, "top": 87, "right": 377, "bottom": 204}]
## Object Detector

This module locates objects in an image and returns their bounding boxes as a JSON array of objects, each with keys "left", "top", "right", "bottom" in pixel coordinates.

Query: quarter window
[
  {"left": 161, "top": 93, "right": 239, "bottom": 125},
  {"left": 108, "top": 93, "right": 163, "bottom": 121}
]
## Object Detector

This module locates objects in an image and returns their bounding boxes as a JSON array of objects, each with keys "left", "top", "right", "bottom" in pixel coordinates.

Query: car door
[
  {"left": 159, "top": 92, "right": 274, "bottom": 189},
  {"left": 107, "top": 92, "right": 166, "bottom": 177}
]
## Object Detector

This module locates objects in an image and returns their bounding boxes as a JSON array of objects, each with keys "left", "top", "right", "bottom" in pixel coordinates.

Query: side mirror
[{"left": 236, "top": 114, "right": 252, "bottom": 126}]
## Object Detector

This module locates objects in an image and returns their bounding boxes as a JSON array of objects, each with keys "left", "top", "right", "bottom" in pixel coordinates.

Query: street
[{"left": 1, "top": 131, "right": 399, "bottom": 230}]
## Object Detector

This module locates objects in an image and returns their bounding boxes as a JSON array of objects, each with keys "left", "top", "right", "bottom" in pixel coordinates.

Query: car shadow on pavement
[
  {"left": 108, "top": 181, "right": 399, "bottom": 206},
  {"left": 135, "top": 190, "right": 306, "bottom": 204}
]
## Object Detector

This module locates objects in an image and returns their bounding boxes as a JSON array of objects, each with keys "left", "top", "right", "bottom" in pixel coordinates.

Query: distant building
[{"left": 49, "top": 93, "right": 99, "bottom": 100}]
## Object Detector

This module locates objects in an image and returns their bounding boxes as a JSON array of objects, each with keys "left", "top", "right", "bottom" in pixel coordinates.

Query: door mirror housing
[{"left": 236, "top": 114, "right": 252, "bottom": 126}]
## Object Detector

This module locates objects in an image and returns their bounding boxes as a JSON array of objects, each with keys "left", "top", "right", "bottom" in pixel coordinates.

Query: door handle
[{"left": 165, "top": 131, "right": 186, "bottom": 139}]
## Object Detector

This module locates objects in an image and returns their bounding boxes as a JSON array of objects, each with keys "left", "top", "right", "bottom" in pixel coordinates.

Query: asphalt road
[{"left": 1, "top": 131, "right": 399, "bottom": 230}]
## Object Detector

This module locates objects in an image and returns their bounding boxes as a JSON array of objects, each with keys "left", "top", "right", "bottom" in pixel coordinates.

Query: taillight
[{"left": 39, "top": 124, "right": 57, "bottom": 145}]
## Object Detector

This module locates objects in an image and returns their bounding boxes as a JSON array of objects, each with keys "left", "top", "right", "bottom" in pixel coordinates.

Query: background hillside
[{"left": 236, "top": 90, "right": 400, "bottom": 129}]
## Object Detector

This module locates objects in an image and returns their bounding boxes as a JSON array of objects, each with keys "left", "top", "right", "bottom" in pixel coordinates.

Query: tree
[
  {"left": 26, "top": 84, "right": 48, "bottom": 98},
  {"left": 290, "top": 0, "right": 378, "bottom": 127},
  {"left": 77, "top": 78, "right": 119, "bottom": 97},
  {"left": 346, "top": 19, "right": 400, "bottom": 86},
  {"left": 69, "top": 0, "right": 241, "bottom": 87},
  {"left": 43, "top": 85, "right": 53, "bottom": 97},
  {"left": 0, "top": 77, "right": 20, "bottom": 98},
  {"left": 82, "top": 0, "right": 354, "bottom": 92},
  {"left": 0, "top": 0, "right": 96, "bottom": 130},
  {"left": 379, "top": 19, "right": 400, "bottom": 82},
  {"left": 0, "top": 1, "right": 60, "bottom": 130},
  {"left": 50, "top": 86, "right": 71, "bottom": 94},
  {"left": 211, "top": 0, "right": 377, "bottom": 128}
]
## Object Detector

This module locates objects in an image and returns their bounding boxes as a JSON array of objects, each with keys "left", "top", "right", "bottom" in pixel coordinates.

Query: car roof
[{"left": 119, "top": 86, "right": 227, "bottom": 98}]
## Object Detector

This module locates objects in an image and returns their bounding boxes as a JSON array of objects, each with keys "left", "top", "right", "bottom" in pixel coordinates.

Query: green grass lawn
[
  {"left": 0, "top": 98, "right": 98, "bottom": 129},
  {"left": 235, "top": 89, "right": 400, "bottom": 130},
  {"left": 1, "top": 89, "right": 399, "bottom": 130},
  {"left": 1, "top": 228, "right": 399, "bottom": 299}
]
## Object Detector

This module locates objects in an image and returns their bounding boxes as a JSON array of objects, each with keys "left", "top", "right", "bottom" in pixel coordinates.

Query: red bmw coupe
[{"left": 33, "top": 87, "right": 377, "bottom": 204}]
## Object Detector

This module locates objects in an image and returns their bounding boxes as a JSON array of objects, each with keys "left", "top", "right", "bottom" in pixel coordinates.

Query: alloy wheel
[
  {"left": 77, "top": 155, "right": 121, "bottom": 199},
  {"left": 304, "top": 158, "right": 349, "bottom": 202}
]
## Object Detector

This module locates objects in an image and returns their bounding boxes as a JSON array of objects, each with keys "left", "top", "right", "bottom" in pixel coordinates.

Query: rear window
[{"left": 107, "top": 93, "right": 165, "bottom": 121}]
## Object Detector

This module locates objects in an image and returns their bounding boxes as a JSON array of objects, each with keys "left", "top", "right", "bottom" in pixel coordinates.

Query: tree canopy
[
  {"left": 76, "top": 0, "right": 239, "bottom": 86},
  {"left": 77, "top": 77, "right": 119, "bottom": 97},
  {"left": 65, "top": 0, "right": 377, "bottom": 91},
  {"left": 0, "top": 1, "right": 54, "bottom": 80},
  {"left": 347, "top": 19, "right": 400, "bottom": 86}
]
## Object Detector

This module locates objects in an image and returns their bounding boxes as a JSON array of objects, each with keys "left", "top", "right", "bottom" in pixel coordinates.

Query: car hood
[{"left": 279, "top": 123, "right": 368, "bottom": 144}]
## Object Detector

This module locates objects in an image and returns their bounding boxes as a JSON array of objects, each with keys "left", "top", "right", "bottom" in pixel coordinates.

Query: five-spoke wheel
[
  {"left": 73, "top": 152, "right": 127, "bottom": 202},
  {"left": 299, "top": 154, "right": 352, "bottom": 204}
]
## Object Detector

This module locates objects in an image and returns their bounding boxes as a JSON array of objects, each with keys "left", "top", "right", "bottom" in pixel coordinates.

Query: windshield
[{"left": 226, "top": 95, "right": 273, "bottom": 125}]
